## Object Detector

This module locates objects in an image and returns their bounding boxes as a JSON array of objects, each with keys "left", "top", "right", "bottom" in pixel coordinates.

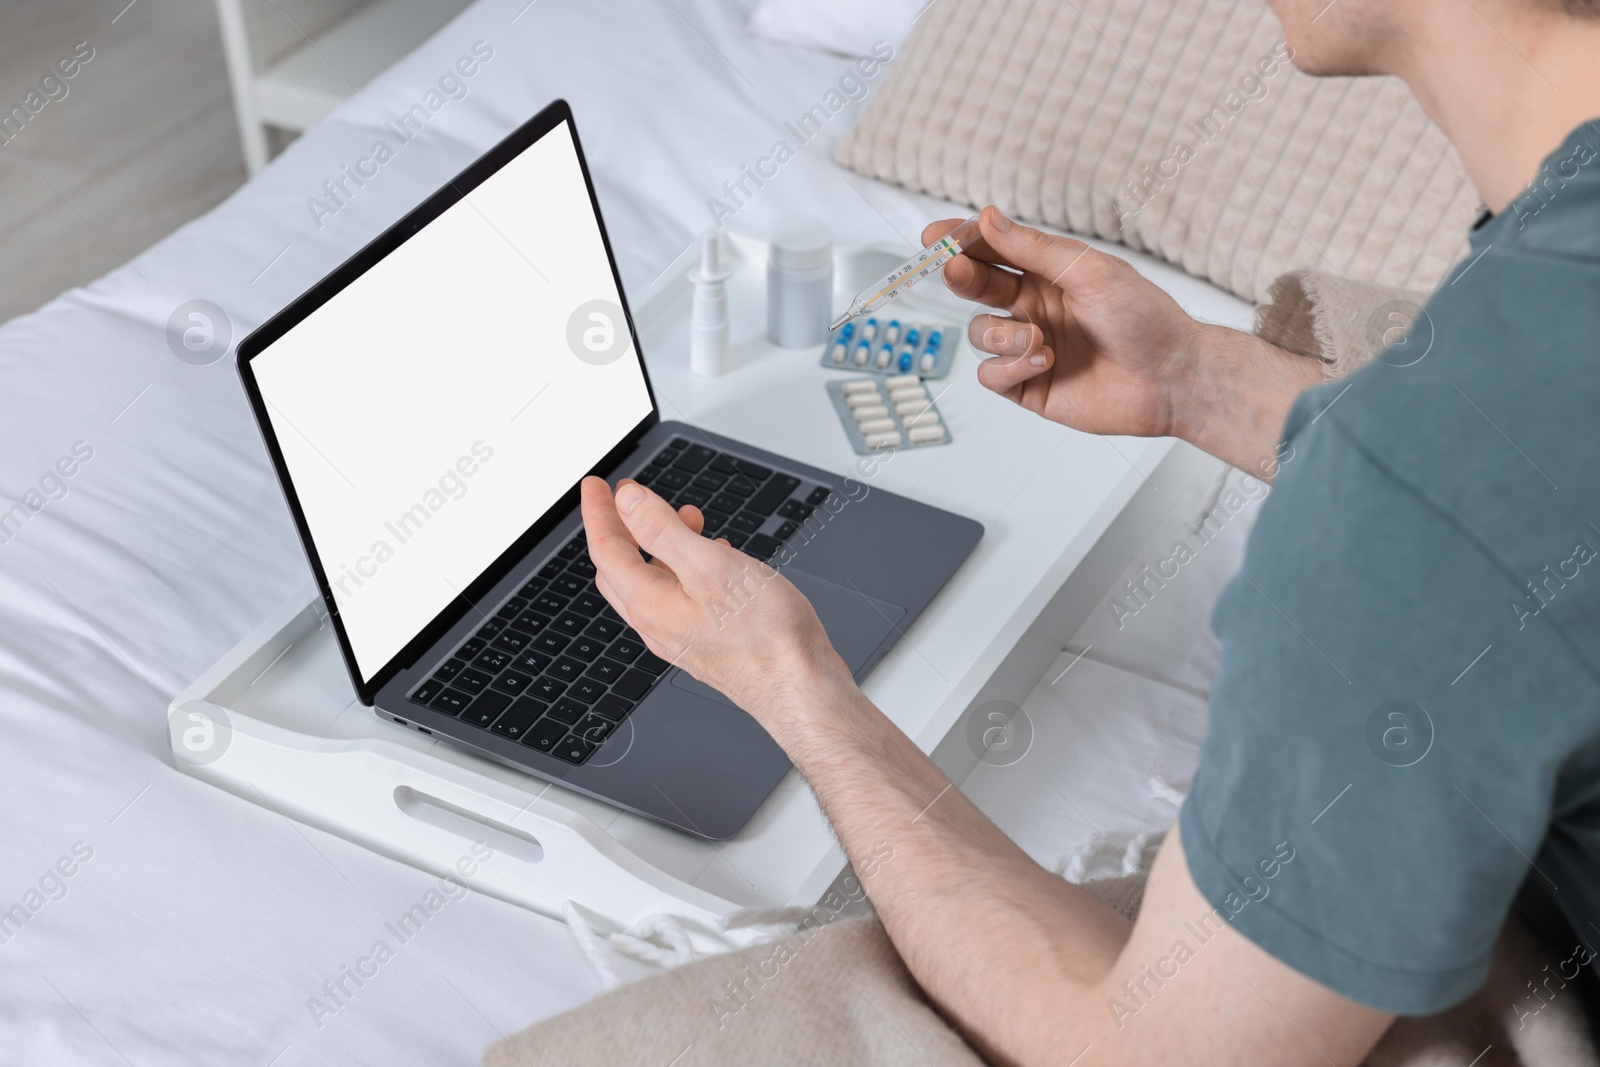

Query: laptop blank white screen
[{"left": 251, "top": 120, "right": 652, "bottom": 683}]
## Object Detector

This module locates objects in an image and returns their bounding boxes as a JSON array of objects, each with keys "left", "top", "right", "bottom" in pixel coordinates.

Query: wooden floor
[{"left": 0, "top": 0, "right": 248, "bottom": 324}]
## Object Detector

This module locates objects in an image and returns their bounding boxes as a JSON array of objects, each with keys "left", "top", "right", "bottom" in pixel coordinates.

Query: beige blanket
[{"left": 486, "top": 276, "right": 1597, "bottom": 1067}]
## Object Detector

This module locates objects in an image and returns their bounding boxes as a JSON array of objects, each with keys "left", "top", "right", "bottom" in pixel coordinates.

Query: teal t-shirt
[{"left": 1180, "top": 120, "right": 1600, "bottom": 1014}]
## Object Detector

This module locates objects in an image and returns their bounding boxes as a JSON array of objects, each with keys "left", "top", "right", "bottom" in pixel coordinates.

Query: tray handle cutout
[{"left": 393, "top": 786, "right": 544, "bottom": 864}]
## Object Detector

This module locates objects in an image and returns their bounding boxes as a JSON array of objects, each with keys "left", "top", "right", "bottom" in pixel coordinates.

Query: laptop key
[
  {"left": 531, "top": 592, "right": 568, "bottom": 616},
  {"left": 410, "top": 679, "right": 443, "bottom": 705},
  {"left": 672, "top": 444, "right": 717, "bottom": 472},
  {"left": 709, "top": 493, "right": 744, "bottom": 514},
  {"left": 458, "top": 638, "right": 486, "bottom": 659},
  {"left": 677, "top": 487, "right": 711, "bottom": 508},
  {"left": 433, "top": 658, "right": 466, "bottom": 683},
  {"left": 462, "top": 690, "right": 511, "bottom": 728},
  {"left": 728, "top": 511, "right": 764, "bottom": 534},
  {"left": 569, "top": 592, "right": 606, "bottom": 616},
  {"left": 529, "top": 676, "right": 567, "bottom": 702},
  {"left": 531, "top": 632, "right": 570, "bottom": 656},
  {"left": 567, "top": 558, "right": 597, "bottom": 580},
  {"left": 608, "top": 637, "right": 644, "bottom": 663},
  {"left": 523, "top": 718, "right": 567, "bottom": 753},
  {"left": 774, "top": 520, "right": 799, "bottom": 540},
  {"left": 559, "top": 538, "right": 584, "bottom": 559},
  {"left": 492, "top": 698, "right": 547, "bottom": 740},
  {"left": 476, "top": 619, "right": 506, "bottom": 639},
  {"left": 805, "top": 486, "right": 832, "bottom": 506},
  {"left": 548, "top": 697, "right": 587, "bottom": 725},
  {"left": 539, "top": 560, "right": 564, "bottom": 580},
  {"left": 722, "top": 530, "right": 748, "bottom": 549},
  {"left": 550, "top": 574, "right": 585, "bottom": 599},
  {"left": 492, "top": 630, "right": 530, "bottom": 653},
  {"left": 455, "top": 667, "right": 492, "bottom": 694},
  {"left": 777, "top": 500, "right": 814, "bottom": 521},
  {"left": 569, "top": 677, "right": 607, "bottom": 704},
  {"left": 693, "top": 471, "right": 727, "bottom": 491},
  {"left": 475, "top": 648, "right": 512, "bottom": 673},
  {"left": 574, "top": 713, "right": 615, "bottom": 743},
  {"left": 492, "top": 670, "right": 534, "bottom": 696},
  {"left": 518, "top": 577, "right": 548, "bottom": 599},
  {"left": 636, "top": 651, "right": 670, "bottom": 676},
  {"left": 591, "top": 693, "right": 634, "bottom": 721},
  {"left": 547, "top": 656, "right": 586, "bottom": 683},
  {"left": 511, "top": 649, "right": 551, "bottom": 675},
  {"left": 431, "top": 688, "right": 471, "bottom": 715},
  {"left": 723, "top": 475, "right": 758, "bottom": 497},
  {"left": 726, "top": 456, "right": 772, "bottom": 482},
  {"left": 651, "top": 445, "right": 680, "bottom": 466},
  {"left": 612, "top": 669, "right": 656, "bottom": 701},
  {"left": 510, "top": 610, "right": 551, "bottom": 636},
  {"left": 655, "top": 468, "right": 690, "bottom": 491},
  {"left": 746, "top": 475, "right": 801, "bottom": 516},
  {"left": 568, "top": 635, "right": 607, "bottom": 662},
  {"left": 701, "top": 511, "right": 729, "bottom": 534},
  {"left": 496, "top": 597, "right": 528, "bottom": 620},
  {"left": 552, "top": 612, "right": 589, "bottom": 637},
  {"left": 744, "top": 534, "right": 783, "bottom": 561},
  {"left": 585, "top": 617, "right": 624, "bottom": 642},
  {"left": 585, "top": 657, "right": 627, "bottom": 684},
  {"left": 553, "top": 735, "right": 596, "bottom": 765},
  {"left": 634, "top": 468, "right": 657, "bottom": 487}
]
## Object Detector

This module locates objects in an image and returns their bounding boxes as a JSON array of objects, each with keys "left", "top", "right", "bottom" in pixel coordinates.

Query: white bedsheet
[{"left": 0, "top": 0, "right": 1252, "bottom": 1062}]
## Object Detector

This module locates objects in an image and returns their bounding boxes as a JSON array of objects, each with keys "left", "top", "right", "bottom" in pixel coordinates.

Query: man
[{"left": 578, "top": 0, "right": 1600, "bottom": 1061}]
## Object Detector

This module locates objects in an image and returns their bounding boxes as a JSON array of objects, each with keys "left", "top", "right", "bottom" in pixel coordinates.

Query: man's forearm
[
  {"left": 770, "top": 663, "right": 1133, "bottom": 1066},
  {"left": 1173, "top": 324, "right": 1325, "bottom": 481}
]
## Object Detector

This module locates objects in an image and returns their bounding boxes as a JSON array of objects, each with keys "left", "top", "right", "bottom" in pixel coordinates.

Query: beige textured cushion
[
  {"left": 484, "top": 917, "right": 986, "bottom": 1067},
  {"left": 834, "top": 0, "right": 1481, "bottom": 302},
  {"left": 1254, "top": 268, "right": 1434, "bottom": 379}
]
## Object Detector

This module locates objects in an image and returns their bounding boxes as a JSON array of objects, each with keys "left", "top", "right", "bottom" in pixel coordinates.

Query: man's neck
[{"left": 1397, "top": 3, "right": 1600, "bottom": 213}]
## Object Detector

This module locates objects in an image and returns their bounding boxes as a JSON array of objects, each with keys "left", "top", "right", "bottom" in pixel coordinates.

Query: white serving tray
[
  {"left": 170, "top": 226, "right": 1231, "bottom": 945},
  {"left": 167, "top": 587, "right": 761, "bottom": 953}
]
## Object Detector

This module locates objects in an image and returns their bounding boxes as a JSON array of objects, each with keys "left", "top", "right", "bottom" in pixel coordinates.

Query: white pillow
[{"left": 748, "top": 0, "right": 925, "bottom": 58}]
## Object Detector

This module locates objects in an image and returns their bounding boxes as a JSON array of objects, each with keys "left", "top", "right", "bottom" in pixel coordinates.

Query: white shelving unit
[{"left": 214, "top": 0, "right": 470, "bottom": 173}]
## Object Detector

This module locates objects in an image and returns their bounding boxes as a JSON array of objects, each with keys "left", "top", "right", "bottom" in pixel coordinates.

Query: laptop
[{"left": 236, "top": 99, "right": 982, "bottom": 840}]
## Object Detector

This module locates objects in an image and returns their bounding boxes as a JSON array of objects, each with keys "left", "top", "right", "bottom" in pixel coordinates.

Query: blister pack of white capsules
[
  {"left": 826, "top": 375, "right": 951, "bottom": 454},
  {"left": 818, "top": 316, "right": 960, "bottom": 379}
]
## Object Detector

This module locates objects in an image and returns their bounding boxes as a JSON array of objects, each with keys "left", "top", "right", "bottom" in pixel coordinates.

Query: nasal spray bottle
[{"left": 689, "top": 231, "right": 733, "bottom": 376}]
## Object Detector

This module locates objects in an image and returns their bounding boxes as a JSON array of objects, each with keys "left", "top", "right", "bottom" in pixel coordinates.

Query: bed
[{"left": 0, "top": 1, "right": 1256, "bottom": 1062}]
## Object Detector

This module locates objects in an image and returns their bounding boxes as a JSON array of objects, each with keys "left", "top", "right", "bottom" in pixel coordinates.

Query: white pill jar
[{"left": 767, "top": 218, "right": 834, "bottom": 348}]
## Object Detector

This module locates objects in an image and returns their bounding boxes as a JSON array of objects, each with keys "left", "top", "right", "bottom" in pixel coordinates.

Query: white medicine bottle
[{"left": 766, "top": 218, "right": 833, "bottom": 348}]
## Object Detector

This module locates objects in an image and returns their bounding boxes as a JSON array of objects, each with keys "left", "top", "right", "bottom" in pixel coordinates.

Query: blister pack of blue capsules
[{"left": 817, "top": 317, "right": 961, "bottom": 379}]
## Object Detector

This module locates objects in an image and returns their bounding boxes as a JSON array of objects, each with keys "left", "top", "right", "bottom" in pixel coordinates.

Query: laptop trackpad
[{"left": 670, "top": 569, "right": 907, "bottom": 708}]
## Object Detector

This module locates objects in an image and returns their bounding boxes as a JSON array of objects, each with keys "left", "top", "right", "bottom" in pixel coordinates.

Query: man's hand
[
  {"left": 579, "top": 475, "right": 851, "bottom": 726},
  {"left": 926, "top": 206, "right": 1203, "bottom": 440},
  {"left": 928, "top": 206, "right": 1325, "bottom": 480}
]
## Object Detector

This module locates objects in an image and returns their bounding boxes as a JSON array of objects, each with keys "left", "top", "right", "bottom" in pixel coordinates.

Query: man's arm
[
  {"left": 580, "top": 478, "right": 1392, "bottom": 1067},
  {"left": 926, "top": 207, "right": 1325, "bottom": 481}
]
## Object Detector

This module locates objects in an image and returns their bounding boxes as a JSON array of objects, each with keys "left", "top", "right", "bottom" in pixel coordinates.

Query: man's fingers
[
  {"left": 579, "top": 477, "right": 676, "bottom": 612},
  {"left": 678, "top": 504, "right": 705, "bottom": 536},
  {"left": 919, "top": 214, "right": 1021, "bottom": 271},
  {"left": 969, "top": 314, "right": 1044, "bottom": 357},
  {"left": 613, "top": 480, "right": 712, "bottom": 576},
  {"left": 976, "top": 205, "right": 1092, "bottom": 288},
  {"left": 976, "top": 347, "right": 1055, "bottom": 394},
  {"left": 942, "top": 253, "right": 1025, "bottom": 310}
]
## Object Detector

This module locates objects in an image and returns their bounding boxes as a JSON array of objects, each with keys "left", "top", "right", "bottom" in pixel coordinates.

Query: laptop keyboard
[{"left": 405, "top": 436, "right": 834, "bottom": 766}]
